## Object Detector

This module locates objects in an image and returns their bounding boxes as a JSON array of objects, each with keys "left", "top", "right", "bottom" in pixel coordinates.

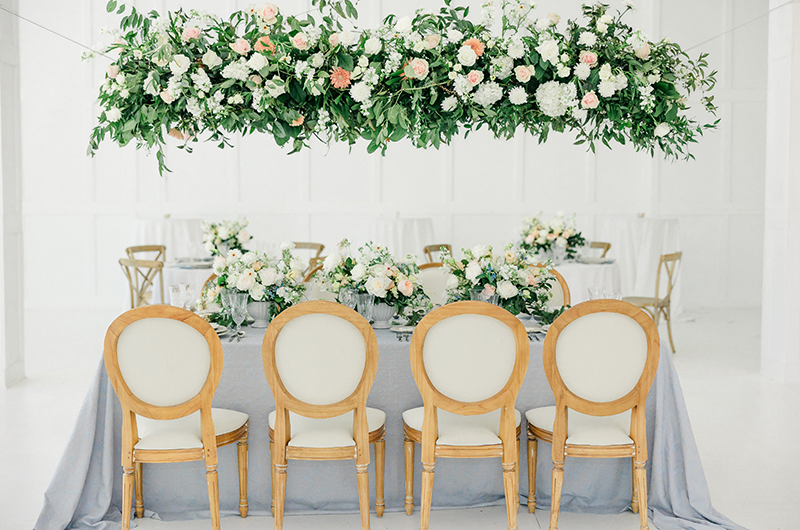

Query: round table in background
[{"left": 129, "top": 217, "right": 205, "bottom": 262}]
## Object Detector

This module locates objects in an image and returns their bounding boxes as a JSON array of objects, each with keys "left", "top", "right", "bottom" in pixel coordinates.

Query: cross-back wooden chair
[
  {"left": 104, "top": 306, "right": 250, "bottom": 530},
  {"left": 126, "top": 245, "right": 166, "bottom": 263},
  {"left": 302, "top": 263, "right": 323, "bottom": 283},
  {"left": 590, "top": 241, "right": 612, "bottom": 258},
  {"left": 536, "top": 264, "right": 571, "bottom": 311},
  {"left": 262, "top": 301, "right": 386, "bottom": 530},
  {"left": 403, "top": 301, "right": 530, "bottom": 530},
  {"left": 120, "top": 258, "right": 165, "bottom": 309},
  {"left": 423, "top": 244, "right": 452, "bottom": 263},
  {"left": 308, "top": 256, "right": 325, "bottom": 271},
  {"left": 293, "top": 242, "right": 325, "bottom": 258},
  {"left": 418, "top": 262, "right": 448, "bottom": 307},
  {"left": 622, "top": 251, "right": 682, "bottom": 353},
  {"left": 525, "top": 300, "right": 659, "bottom": 530}
]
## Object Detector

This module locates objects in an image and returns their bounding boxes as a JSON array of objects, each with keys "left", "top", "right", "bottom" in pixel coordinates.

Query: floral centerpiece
[
  {"left": 208, "top": 243, "right": 306, "bottom": 325},
  {"left": 441, "top": 244, "right": 556, "bottom": 317},
  {"left": 202, "top": 219, "right": 251, "bottom": 256},
  {"left": 519, "top": 213, "right": 586, "bottom": 259},
  {"left": 88, "top": 0, "right": 717, "bottom": 175},
  {"left": 318, "top": 240, "right": 432, "bottom": 325}
]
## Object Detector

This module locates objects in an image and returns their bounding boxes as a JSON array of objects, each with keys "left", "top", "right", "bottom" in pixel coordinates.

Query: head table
[{"left": 36, "top": 324, "right": 742, "bottom": 530}]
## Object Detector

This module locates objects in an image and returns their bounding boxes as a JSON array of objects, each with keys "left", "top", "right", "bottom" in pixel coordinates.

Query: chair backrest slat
[
  {"left": 655, "top": 251, "right": 682, "bottom": 302},
  {"left": 423, "top": 244, "right": 452, "bottom": 264}
]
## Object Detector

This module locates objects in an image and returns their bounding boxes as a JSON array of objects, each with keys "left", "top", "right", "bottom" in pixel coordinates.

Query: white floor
[{"left": 2, "top": 308, "right": 799, "bottom": 530}]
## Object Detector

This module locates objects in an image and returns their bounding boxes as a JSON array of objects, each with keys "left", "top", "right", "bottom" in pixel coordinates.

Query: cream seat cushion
[
  {"left": 526, "top": 406, "right": 632, "bottom": 446},
  {"left": 403, "top": 407, "right": 522, "bottom": 446},
  {"left": 135, "top": 408, "right": 249, "bottom": 451},
  {"left": 268, "top": 408, "right": 386, "bottom": 448}
]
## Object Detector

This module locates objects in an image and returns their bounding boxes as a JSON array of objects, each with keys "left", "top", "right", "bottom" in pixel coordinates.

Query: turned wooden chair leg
[
  {"left": 206, "top": 463, "right": 221, "bottom": 530},
  {"left": 527, "top": 438, "right": 537, "bottom": 513},
  {"left": 635, "top": 460, "right": 650, "bottom": 530},
  {"left": 404, "top": 438, "right": 415, "bottom": 515},
  {"left": 238, "top": 427, "right": 249, "bottom": 517},
  {"left": 515, "top": 438, "right": 520, "bottom": 511},
  {"left": 420, "top": 462, "right": 435, "bottom": 530},
  {"left": 631, "top": 457, "right": 639, "bottom": 513},
  {"left": 375, "top": 438, "right": 385, "bottom": 517},
  {"left": 122, "top": 466, "right": 134, "bottom": 530},
  {"left": 549, "top": 461, "right": 564, "bottom": 530},
  {"left": 503, "top": 461, "right": 518, "bottom": 530},
  {"left": 270, "top": 440, "right": 276, "bottom": 517},
  {"left": 356, "top": 462, "right": 371, "bottom": 530},
  {"left": 274, "top": 462, "right": 287, "bottom": 530},
  {"left": 134, "top": 462, "right": 144, "bottom": 518}
]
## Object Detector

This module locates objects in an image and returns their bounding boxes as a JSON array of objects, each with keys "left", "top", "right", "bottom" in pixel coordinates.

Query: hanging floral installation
[{"left": 87, "top": 0, "right": 718, "bottom": 174}]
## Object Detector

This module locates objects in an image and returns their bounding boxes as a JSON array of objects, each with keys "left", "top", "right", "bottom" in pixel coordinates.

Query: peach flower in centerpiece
[
  {"left": 581, "top": 91, "right": 600, "bottom": 109},
  {"left": 635, "top": 43, "right": 651, "bottom": 60},
  {"left": 330, "top": 67, "right": 352, "bottom": 89},
  {"left": 579, "top": 50, "right": 598, "bottom": 68},
  {"left": 463, "top": 38, "right": 486, "bottom": 57},
  {"left": 255, "top": 36, "right": 276, "bottom": 53},
  {"left": 291, "top": 116, "right": 305, "bottom": 127},
  {"left": 483, "top": 284, "right": 496, "bottom": 296},
  {"left": 397, "top": 279, "right": 414, "bottom": 296},
  {"left": 182, "top": 27, "right": 201, "bottom": 41},
  {"left": 230, "top": 38, "right": 251, "bottom": 55}
]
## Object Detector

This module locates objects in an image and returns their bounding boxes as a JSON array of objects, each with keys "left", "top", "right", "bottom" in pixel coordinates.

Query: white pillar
[
  {"left": 0, "top": 0, "right": 24, "bottom": 388},
  {"left": 761, "top": 0, "right": 800, "bottom": 383}
]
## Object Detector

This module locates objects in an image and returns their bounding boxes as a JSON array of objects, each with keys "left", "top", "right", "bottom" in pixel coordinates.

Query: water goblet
[
  {"left": 231, "top": 292, "right": 249, "bottom": 342},
  {"left": 179, "top": 283, "right": 196, "bottom": 311},
  {"left": 588, "top": 287, "right": 606, "bottom": 300},
  {"left": 355, "top": 293, "right": 375, "bottom": 321},
  {"left": 169, "top": 285, "right": 182, "bottom": 307},
  {"left": 470, "top": 288, "right": 499, "bottom": 305},
  {"left": 340, "top": 288, "right": 358, "bottom": 310}
]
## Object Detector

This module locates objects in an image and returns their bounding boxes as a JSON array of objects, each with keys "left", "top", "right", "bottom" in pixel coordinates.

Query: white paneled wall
[{"left": 17, "top": 0, "right": 766, "bottom": 316}]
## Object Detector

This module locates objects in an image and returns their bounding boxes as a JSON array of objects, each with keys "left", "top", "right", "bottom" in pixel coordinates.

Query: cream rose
[
  {"left": 230, "top": 38, "right": 251, "bottom": 55},
  {"left": 259, "top": 268, "right": 279, "bottom": 286},
  {"left": 465, "top": 261, "right": 482, "bottom": 283},
  {"left": 446, "top": 274, "right": 459, "bottom": 290},
  {"left": 323, "top": 252, "right": 343, "bottom": 272},
  {"left": 471, "top": 245, "right": 491, "bottom": 258},
  {"left": 536, "top": 39, "right": 560, "bottom": 65},
  {"left": 236, "top": 271, "right": 257, "bottom": 291},
  {"left": 654, "top": 123, "right": 672, "bottom": 137},
  {"left": 394, "top": 17, "right": 413, "bottom": 34},
  {"left": 397, "top": 279, "right": 414, "bottom": 296},
  {"left": 409, "top": 58, "right": 430, "bottom": 80},
  {"left": 247, "top": 53, "right": 268, "bottom": 71},
  {"left": 497, "top": 281, "right": 519, "bottom": 299},
  {"left": 366, "top": 276, "right": 390, "bottom": 298},
  {"left": 457, "top": 45, "right": 478, "bottom": 67},
  {"left": 169, "top": 54, "right": 191, "bottom": 76},
  {"left": 635, "top": 43, "right": 651, "bottom": 60},
  {"left": 579, "top": 50, "right": 598, "bottom": 68},
  {"left": 515, "top": 65, "right": 532, "bottom": 83},
  {"left": 259, "top": 3, "right": 279, "bottom": 24},
  {"left": 291, "top": 33, "right": 309, "bottom": 50},
  {"left": 364, "top": 37, "right": 382, "bottom": 55},
  {"left": 202, "top": 50, "right": 223, "bottom": 68},
  {"left": 339, "top": 31, "right": 359, "bottom": 47},
  {"left": 425, "top": 34, "right": 441, "bottom": 49},
  {"left": 351, "top": 263, "right": 367, "bottom": 280},
  {"left": 107, "top": 64, "right": 120, "bottom": 78},
  {"left": 105, "top": 107, "right": 121, "bottom": 122},
  {"left": 182, "top": 27, "right": 201, "bottom": 41},
  {"left": 466, "top": 70, "right": 484, "bottom": 87}
]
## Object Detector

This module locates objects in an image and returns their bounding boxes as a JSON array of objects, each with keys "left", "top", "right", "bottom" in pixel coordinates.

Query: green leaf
[
  {"left": 116, "top": 3, "right": 126, "bottom": 14},
  {"left": 336, "top": 51, "right": 354, "bottom": 71},
  {"left": 288, "top": 79, "right": 306, "bottom": 104},
  {"left": 106, "top": 0, "right": 117, "bottom": 13}
]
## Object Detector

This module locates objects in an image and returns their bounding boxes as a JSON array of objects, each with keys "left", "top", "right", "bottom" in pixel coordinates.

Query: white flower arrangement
[
  {"left": 316, "top": 240, "right": 432, "bottom": 325},
  {"left": 519, "top": 213, "right": 586, "bottom": 258},
  {"left": 202, "top": 219, "right": 252, "bottom": 256},
  {"left": 441, "top": 244, "right": 556, "bottom": 316}
]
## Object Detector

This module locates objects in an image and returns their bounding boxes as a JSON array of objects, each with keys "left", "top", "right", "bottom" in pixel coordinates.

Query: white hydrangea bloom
[
  {"left": 222, "top": 59, "right": 250, "bottom": 81},
  {"left": 535, "top": 80, "right": 577, "bottom": 117},
  {"left": 536, "top": 39, "right": 560, "bottom": 64},
  {"left": 491, "top": 56, "right": 514, "bottom": 79},
  {"left": 473, "top": 81, "right": 503, "bottom": 107}
]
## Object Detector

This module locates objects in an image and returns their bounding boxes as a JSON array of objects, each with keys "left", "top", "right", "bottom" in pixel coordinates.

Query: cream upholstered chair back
[
  {"left": 656, "top": 252, "right": 682, "bottom": 302},
  {"left": 543, "top": 300, "right": 659, "bottom": 417},
  {"left": 263, "top": 301, "right": 379, "bottom": 417},
  {"left": 418, "top": 263, "right": 449, "bottom": 306},
  {"left": 104, "top": 306, "right": 223, "bottom": 421},
  {"left": 411, "top": 301, "right": 529, "bottom": 415}
]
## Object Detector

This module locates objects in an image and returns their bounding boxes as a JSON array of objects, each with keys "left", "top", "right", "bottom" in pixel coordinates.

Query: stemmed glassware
[
  {"left": 179, "top": 283, "right": 195, "bottom": 311},
  {"left": 355, "top": 293, "right": 375, "bottom": 321},
  {"left": 339, "top": 288, "right": 358, "bottom": 310},
  {"left": 230, "top": 292, "right": 249, "bottom": 342}
]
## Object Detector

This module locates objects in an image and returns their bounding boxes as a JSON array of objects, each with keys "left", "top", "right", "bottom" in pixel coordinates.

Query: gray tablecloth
[{"left": 35, "top": 328, "right": 744, "bottom": 530}]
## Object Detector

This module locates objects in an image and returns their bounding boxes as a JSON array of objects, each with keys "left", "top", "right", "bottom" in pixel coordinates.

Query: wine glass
[
  {"left": 179, "top": 283, "right": 195, "bottom": 311},
  {"left": 169, "top": 285, "right": 182, "bottom": 307},
  {"left": 340, "top": 288, "right": 358, "bottom": 310},
  {"left": 355, "top": 293, "right": 375, "bottom": 321},
  {"left": 231, "top": 292, "right": 249, "bottom": 342},
  {"left": 588, "top": 287, "right": 606, "bottom": 300}
]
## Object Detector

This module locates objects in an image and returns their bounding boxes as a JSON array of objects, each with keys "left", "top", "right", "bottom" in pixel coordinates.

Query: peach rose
[
  {"left": 579, "top": 50, "right": 598, "bottom": 68},
  {"left": 249, "top": 74, "right": 263, "bottom": 85},
  {"left": 230, "top": 38, "right": 251, "bottom": 55},
  {"left": 259, "top": 3, "right": 279, "bottom": 24},
  {"left": 255, "top": 36, "right": 276, "bottom": 53},
  {"left": 397, "top": 279, "right": 414, "bottom": 297},
  {"left": 425, "top": 34, "right": 441, "bottom": 49},
  {"left": 581, "top": 91, "right": 600, "bottom": 109},
  {"left": 483, "top": 285, "right": 496, "bottom": 296},
  {"left": 466, "top": 70, "right": 484, "bottom": 87},
  {"left": 107, "top": 64, "right": 120, "bottom": 78},
  {"left": 463, "top": 38, "right": 486, "bottom": 57},
  {"left": 182, "top": 27, "right": 201, "bottom": 41},
  {"left": 635, "top": 43, "right": 651, "bottom": 60},
  {"left": 329, "top": 33, "right": 340, "bottom": 47},
  {"left": 253, "top": 262, "right": 263, "bottom": 272},
  {"left": 409, "top": 58, "right": 430, "bottom": 80},
  {"left": 525, "top": 233, "right": 535, "bottom": 245},
  {"left": 514, "top": 65, "right": 532, "bottom": 83},
  {"left": 291, "top": 33, "right": 309, "bottom": 50},
  {"left": 160, "top": 90, "right": 176, "bottom": 104}
]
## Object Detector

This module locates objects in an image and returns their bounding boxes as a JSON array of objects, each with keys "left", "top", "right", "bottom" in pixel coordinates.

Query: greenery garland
[{"left": 87, "top": 0, "right": 718, "bottom": 174}]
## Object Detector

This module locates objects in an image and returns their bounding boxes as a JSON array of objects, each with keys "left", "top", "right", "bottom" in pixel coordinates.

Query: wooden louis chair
[
  {"left": 120, "top": 258, "right": 164, "bottom": 309},
  {"left": 262, "top": 301, "right": 386, "bottom": 530},
  {"left": 103, "top": 306, "right": 250, "bottom": 530},
  {"left": 403, "top": 301, "right": 530, "bottom": 530},
  {"left": 418, "top": 262, "right": 448, "bottom": 307},
  {"left": 589, "top": 242, "right": 612, "bottom": 258},
  {"left": 423, "top": 244, "right": 452, "bottom": 263},
  {"left": 526, "top": 300, "right": 659, "bottom": 530},
  {"left": 622, "top": 251, "right": 682, "bottom": 353}
]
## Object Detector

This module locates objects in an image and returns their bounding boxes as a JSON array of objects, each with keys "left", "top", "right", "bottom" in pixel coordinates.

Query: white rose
[
  {"left": 655, "top": 123, "right": 672, "bottom": 137},
  {"left": 471, "top": 245, "right": 491, "bottom": 258},
  {"left": 457, "top": 45, "right": 478, "bottom": 67},
  {"left": 555, "top": 237, "right": 568, "bottom": 248},
  {"left": 497, "top": 281, "right": 519, "bottom": 299},
  {"left": 237, "top": 230, "right": 251, "bottom": 243},
  {"left": 535, "top": 39, "right": 560, "bottom": 65},
  {"left": 339, "top": 31, "right": 359, "bottom": 47},
  {"left": 366, "top": 276, "right": 390, "bottom": 297},
  {"left": 247, "top": 53, "right": 268, "bottom": 71},
  {"left": 310, "top": 52, "right": 325, "bottom": 68},
  {"left": 596, "top": 21, "right": 609, "bottom": 33},
  {"left": 213, "top": 256, "right": 227, "bottom": 274},
  {"left": 364, "top": 37, "right": 382, "bottom": 55},
  {"left": 280, "top": 241, "right": 296, "bottom": 250},
  {"left": 242, "top": 252, "right": 258, "bottom": 265},
  {"left": 358, "top": 55, "right": 369, "bottom": 68},
  {"left": 322, "top": 252, "right": 343, "bottom": 272},
  {"left": 218, "top": 227, "right": 231, "bottom": 240},
  {"left": 106, "top": 107, "right": 122, "bottom": 122},
  {"left": 202, "top": 50, "right": 223, "bottom": 68},
  {"left": 599, "top": 63, "right": 613, "bottom": 81},
  {"left": 351, "top": 263, "right": 367, "bottom": 280},
  {"left": 447, "top": 29, "right": 464, "bottom": 43},
  {"left": 441, "top": 96, "right": 458, "bottom": 112},
  {"left": 205, "top": 241, "right": 216, "bottom": 253},
  {"left": 249, "top": 283, "right": 266, "bottom": 301},
  {"left": 169, "top": 54, "right": 191, "bottom": 76},
  {"left": 260, "top": 267, "right": 279, "bottom": 286},
  {"left": 465, "top": 261, "right": 482, "bottom": 283},
  {"left": 236, "top": 271, "right": 256, "bottom": 291},
  {"left": 446, "top": 274, "right": 459, "bottom": 290},
  {"left": 394, "top": 17, "right": 413, "bottom": 34}
]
